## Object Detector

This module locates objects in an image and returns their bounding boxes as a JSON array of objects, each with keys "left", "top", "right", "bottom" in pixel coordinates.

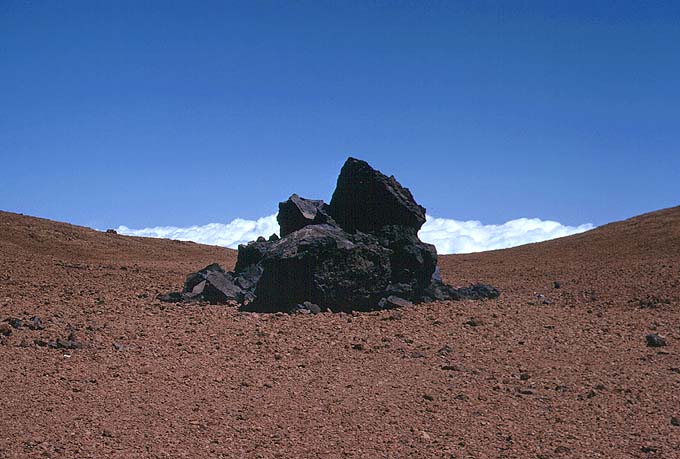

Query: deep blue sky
[{"left": 1, "top": 1, "right": 678, "bottom": 230}]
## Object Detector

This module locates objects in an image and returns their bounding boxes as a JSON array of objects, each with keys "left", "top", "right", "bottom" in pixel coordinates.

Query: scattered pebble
[
  {"left": 0, "top": 323, "right": 12, "bottom": 336},
  {"left": 465, "top": 317, "right": 483, "bottom": 327},
  {"left": 437, "top": 345, "right": 453, "bottom": 355},
  {"left": 646, "top": 334, "right": 667, "bottom": 347},
  {"left": 27, "top": 316, "right": 44, "bottom": 330},
  {"left": 441, "top": 364, "right": 460, "bottom": 371}
]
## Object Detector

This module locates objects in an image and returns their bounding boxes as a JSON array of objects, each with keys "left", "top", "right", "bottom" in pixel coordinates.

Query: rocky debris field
[
  {"left": 1, "top": 206, "right": 680, "bottom": 458},
  {"left": 161, "top": 158, "right": 498, "bottom": 312}
]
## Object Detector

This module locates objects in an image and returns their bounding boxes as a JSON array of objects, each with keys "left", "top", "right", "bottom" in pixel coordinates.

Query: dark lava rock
[
  {"left": 27, "top": 316, "right": 44, "bottom": 330},
  {"left": 328, "top": 157, "right": 426, "bottom": 233},
  {"left": 163, "top": 157, "right": 499, "bottom": 312},
  {"left": 378, "top": 296, "right": 413, "bottom": 310},
  {"left": 160, "top": 263, "right": 255, "bottom": 305},
  {"left": 157, "top": 292, "right": 183, "bottom": 303},
  {"left": 671, "top": 416, "right": 680, "bottom": 427},
  {"left": 183, "top": 263, "right": 245, "bottom": 304},
  {"left": 294, "top": 301, "right": 321, "bottom": 314},
  {"left": 465, "top": 317, "right": 484, "bottom": 327},
  {"left": 457, "top": 284, "right": 500, "bottom": 300},
  {"left": 553, "top": 281, "right": 561, "bottom": 289},
  {"left": 0, "top": 323, "right": 12, "bottom": 336},
  {"left": 646, "top": 333, "right": 667, "bottom": 347},
  {"left": 47, "top": 338, "right": 81, "bottom": 350},
  {"left": 278, "top": 194, "right": 334, "bottom": 237},
  {"left": 106, "top": 229, "right": 118, "bottom": 234},
  {"left": 7, "top": 318, "right": 23, "bottom": 329},
  {"left": 244, "top": 224, "right": 393, "bottom": 312}
]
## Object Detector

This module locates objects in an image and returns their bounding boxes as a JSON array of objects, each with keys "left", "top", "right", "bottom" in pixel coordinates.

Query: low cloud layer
[
  {"left": 116, "top": 215, "right": 279, "bottom": 249},
  {"left": 116, "top": 215, "right": 593, "bottom": 254},
  {"left": 419, "top": 216, "right": 593, "bottom": 254}
]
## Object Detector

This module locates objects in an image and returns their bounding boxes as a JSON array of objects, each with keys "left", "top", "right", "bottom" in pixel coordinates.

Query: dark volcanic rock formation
[
  {"left": 277, "top": 194, "right": 334, "bottom": 237},
  {"left": 329, "top": 158, "right": 427, "bottom": 233},
  {"left": 162, "top": 157, "right": 499, "bottom": 312}
]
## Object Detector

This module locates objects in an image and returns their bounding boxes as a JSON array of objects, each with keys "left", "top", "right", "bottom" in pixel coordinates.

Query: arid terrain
[{"left": 1, "top": 207, "right": 679, "bottom": 458}]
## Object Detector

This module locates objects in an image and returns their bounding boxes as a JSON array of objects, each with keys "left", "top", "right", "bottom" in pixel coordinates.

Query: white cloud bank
[
  {"left": 116, "top": 215, "right": 279, "bottom": 249},
  {"left": 116, "top": 214, "right": 594, "bottom": 255},
  {"left": 419, "top": 216, "right": 593, "bottom": 254}
]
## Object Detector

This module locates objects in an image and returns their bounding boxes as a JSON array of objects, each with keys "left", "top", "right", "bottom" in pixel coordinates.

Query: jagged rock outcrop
[
  {"left": 160, "top": 157, "right": 499, "bottom": 311},
  {"left": 329, "top": 157, "right": 426, "bottom": 232}
]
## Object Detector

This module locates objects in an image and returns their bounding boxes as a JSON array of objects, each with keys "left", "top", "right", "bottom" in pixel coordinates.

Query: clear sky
[{"left": 1, "top": 1, "right": 679, "bottom": 231}]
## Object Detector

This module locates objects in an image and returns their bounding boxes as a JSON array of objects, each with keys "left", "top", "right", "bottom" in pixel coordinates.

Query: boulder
[
  {"left": 328, "top": 157, "right": 426, "bottom": 233},
  {"left": 243, "top": 224, "right": 393, "bottom": 312},
  {"left": 162, "top": 157, "right": 499, "bottom": 312},
  {"left": 158, "top": 263, "right": 248, "bottom": 304}
]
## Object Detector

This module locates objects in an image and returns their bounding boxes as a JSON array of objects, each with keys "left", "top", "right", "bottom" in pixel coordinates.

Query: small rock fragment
[
  {"left": 0, "top": 323, "right": 12, "bottom": 336},
  {"left": 378, "top": 296, "right": 413, "bottom": 309},
  {"left": 293, "top": 301, "right": 321, "bottom": 314},
  {"left": 437, "top": 345, "right": 453, "bottom": 355},
  {"left": 646, "top": 333, "right": 667, "bottom": 347},
  {"left": 458, "top": 283, "right": 500, "bottom": 300},
  {"left": 519, "top": 372, "right": 530, "bottom": 381},
  {"left": 465, "top": 317, "right": 483, "bottom": 327},
  {"left": 382, "top": 311, "right": 403, "bottom": 321},
  {"left": 553, "top": 281, "right": 561, "bottom": 289},
  {"left": 441, "top": 364, "right": 460, "bottom": 371},
  {"left": 27, "top": 316, "right": 44, "bottom": 330},
  {"left": 671, "top": 416, "right": 680, "bottom": 427},
  {"left": 7, "top": 318, "right": 23, "bottom": 329},
  {"left": 56, "top": 338, "right": 81, "bottom": 350},
  {"left": 157, "top": 292, "right": 183, "bottom": 303}
]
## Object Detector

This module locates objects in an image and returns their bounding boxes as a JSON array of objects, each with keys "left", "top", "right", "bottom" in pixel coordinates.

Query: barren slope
[{"left": 1, "top": 208, "right": 679, "bottom": 458}]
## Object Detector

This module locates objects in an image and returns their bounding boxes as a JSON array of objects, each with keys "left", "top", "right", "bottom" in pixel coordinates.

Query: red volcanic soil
[{"left": 1, "top": 208, "right": 680, "bottom": 458}]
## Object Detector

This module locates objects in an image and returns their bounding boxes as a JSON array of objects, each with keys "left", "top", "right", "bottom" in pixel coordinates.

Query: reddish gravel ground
[{"left": 1, "top": 207, "right": 680, "bottom": 459}]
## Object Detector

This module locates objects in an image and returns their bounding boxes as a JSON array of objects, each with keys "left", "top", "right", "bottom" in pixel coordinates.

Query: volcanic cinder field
[{"left": 1, "top": 207, "right": 679, "bottom": 458}]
